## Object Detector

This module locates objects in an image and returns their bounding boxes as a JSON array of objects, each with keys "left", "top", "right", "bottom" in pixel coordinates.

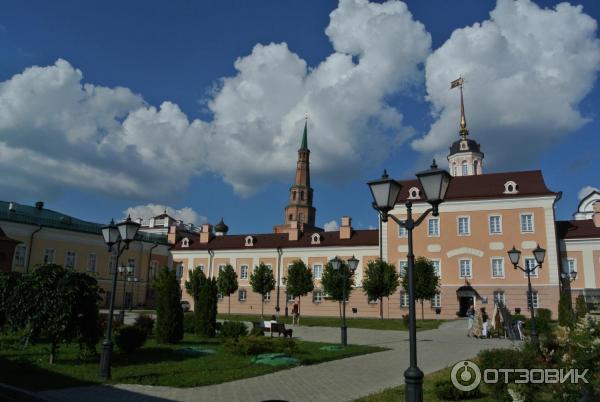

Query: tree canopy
[
  {"left": 154, "top": 267, "right": 184, "bottom": 343},
  {"left": 400, "top": 257, "right": 440, "bottom": 320},
  {"left": 321, "top": 260, "right": 355, "bottom": 318},
  {"left": 217, "top": 264, "right": 238, "bottom": 315},
  {"left": 362, "top": 259, "right": 399, "bottom": 319},
  {"left": 286, "top": 259, "right": 314, "bottom": 301},
  {"left": 250, "top": 262, "right": 275, "bottom": 317}
]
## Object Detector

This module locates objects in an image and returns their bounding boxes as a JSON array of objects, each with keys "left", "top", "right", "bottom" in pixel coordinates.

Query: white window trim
[
  {"left": 240, "top": 264, "right": 249, "bottom": 280},
  {"left": 431, "top": 259, "right": 442, "bottom": 278},
  {"left": 13, "top": 244, "right": 26, "bottom": 267},
  {"left": 566, "top": 258, "right": 577, "bottom": 275},
  {"left": 313, "top": 291, "right": 324, "bottom": 303},
  {"left": 524, "top": 257, "right": 539, "bottom": 278},
  {"left": 65, "top": 251, "right": 77, "bottom": 269},
  {"left": 312, "top": 264, "right": 323, "bottom": 280},
  {"left": 493, "top": 290, "right": 505, "bottom": 304},
  {"left": 459, "top": 258, "right": 472, "bottom": 279},
  {"left": 87, "top": 253, "right": 97, "bottom": 272},
  {"left": 490, "top": 257, "right": 505, "bottom": 279},
  {"left": 488, "top": 214, "right": 503, "bottom": 235},
  {"left": 431, "top": 293, "right": 441, "bottom": 308},
  {"left": 427, "top": 217, "right": 440, "bottom": 237},
  {"left": 400, "top": 291, "right": 409, "bottom": 308},
  {"left": 519, "top": 212, "right": 535, "bottom": 234},
  {"left": 397, "top": 223, "right": 408, "bottom": 238},
  {"left": 218, "top": 264, "right": 226, "bottom": 273},
  {"left": 457, "top": 216, "right": 471, "bottom": 236},
  {"left": 263, "top": 292, "right": 271, "bottom": 302},
  {"left": 239, "top": 289, "right": 247, "bottom": 301},
  {"left": 528, "top": 290, "right": 539, "bottom": 309},
  {"left": 398, "top": 260, "right": 408, "bottom": 277}
]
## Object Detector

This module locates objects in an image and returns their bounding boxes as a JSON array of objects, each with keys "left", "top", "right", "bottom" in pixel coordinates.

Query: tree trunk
[
  {"left": 421, "top": 299, "right": 424, "bottom": 321},
  {"left": 298, "top": 296, "right": 301, "bottom": 326},
  {"left": 228, "top": 295, "right": 231, "bottom": 315},
  {"left": 261, "top": 298, "right": 264, "bottom": 318},
  {"left": 49, "top": 341, "right": 57, "bottom": 365},
  {"left": 338, "top": 301, "right": 342, "bottom": 319},
  {"left": 380, "top": 297, "right": 384, "bottom": 320}
]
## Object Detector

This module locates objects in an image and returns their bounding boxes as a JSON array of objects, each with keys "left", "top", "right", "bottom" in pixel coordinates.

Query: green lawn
[
  {"left": 354, "top": 365, "right": 492, "bottom": 402},
  {"left": 217, "top": 313, "right": 443, "bottom": 331},
  {"left": 0, "top": 333, "right": 385, "bottom": 392}
]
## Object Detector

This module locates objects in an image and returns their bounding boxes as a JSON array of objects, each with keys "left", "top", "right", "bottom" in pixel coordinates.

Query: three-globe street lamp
[
  {"left": 329, "top": 255, "right": 359, "bottom": 346},
  {"left": 99, "top": 215, "right": 140, "bottom": 380},
  {"left": 368, "top": 160, "right": 452, "bottom": 402},
  {"left": 561, "top": 270, "right": 578, "bottom": 282},
  {"left": 507, "top": 244, "right": 546, "bottom": 345}
]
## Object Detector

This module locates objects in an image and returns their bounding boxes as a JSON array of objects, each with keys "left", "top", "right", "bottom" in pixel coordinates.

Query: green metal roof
[
  {"left": 0, "top": 201, "right": 169, "bottom": 245},
  {"left": 300, "top": 120, "right": 308, "bottom": 150}
]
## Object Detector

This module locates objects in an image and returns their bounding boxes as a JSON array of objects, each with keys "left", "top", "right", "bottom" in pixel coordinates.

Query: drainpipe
[
  {"left": 275, "top": 247, "right": 283, "bottom": 317},
  {"left": 145, "top": 242, "right": 159, "bottom": 307},
  {"left": 208, "top": 249, "right": 214, "bottom": 278},
  {"left": 553, "top": 191, "right": 566, "bottom": 294},
  {"left": 27, "top": 225, "right": 43, "bottom": 272}
]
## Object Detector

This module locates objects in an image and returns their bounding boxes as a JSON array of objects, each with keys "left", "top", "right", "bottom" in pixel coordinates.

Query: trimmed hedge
[{"left": 115, "top": 325, "right": 147, "bottom": 354}]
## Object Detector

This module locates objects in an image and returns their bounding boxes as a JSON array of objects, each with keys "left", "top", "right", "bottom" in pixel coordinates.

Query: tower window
[
  {"left": 473, "top": 160, "right": 478, "bottom": 175},
  {"left": 452, "top": 163, "right": 457, "bottom": 176},
  {"left": 293, "top": 191, "right": 296, "bottom": 200},
  {"left": 289, "top": 214, "right": 293, "bottom": 220},
  {"left": 299, "top": 212, "right": 305, "bottom": 222},
  {"left": 300, "top": 191, "right": 304, "bottom": 201},
  {"left": 461, "top": 161, "right": 468, "bottom": 176}
]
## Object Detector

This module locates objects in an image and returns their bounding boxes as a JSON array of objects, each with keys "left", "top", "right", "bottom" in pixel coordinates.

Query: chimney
[
  {"left": 35, "top": 201, "right": 44, "bottom": 210},
  {"left": 167, "top": 225, "right": 178, "bottom": 245},
  {"left": 8, "top": 202, "right": 15, "bottom": 212},
  {"left": 288, "top": 221, "right": 300, "bottom": 241},
  {"left": 340, "top": 216, "right": 353, "bottom": 240},
  {"left": 593, "top": 201, "right": 600, "bottom": 228},
  {"left": 200, "top": 224, "right": 213, "bottom": 243}
]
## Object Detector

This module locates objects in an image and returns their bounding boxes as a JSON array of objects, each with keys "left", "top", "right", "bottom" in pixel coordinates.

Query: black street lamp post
[
  {"left": 329, "top": 255, "right": 359, "bottom": 346},
  {"left": 507, "top": 244, "right": 546, "bottom": 345},
  {"left": 99, "top": 216, "right": 140, "bottom": 380},
  {"left": 368, "top": 160, "right": 451, "bottom": 402}
]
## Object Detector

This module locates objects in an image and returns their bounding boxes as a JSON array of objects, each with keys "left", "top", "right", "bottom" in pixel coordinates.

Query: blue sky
[{"left": 1, "top": 0, "right": 599, "bottom": 233}]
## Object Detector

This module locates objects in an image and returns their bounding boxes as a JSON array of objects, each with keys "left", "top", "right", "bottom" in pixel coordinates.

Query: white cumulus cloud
[
  {"left": 323, "top": 220, "right": 340, "bottom": 232},
  {"left": 578, "top": 186, "right": 600, "bottom": 200},
  {"left": 0, "top": 0, "right": 431, "bottom": 200},
  {"left": 412, "top": 0, "right": 600, "bottom": 170},
  {"left": 124, "top": 204, "right": 207, "bottom": 225}
]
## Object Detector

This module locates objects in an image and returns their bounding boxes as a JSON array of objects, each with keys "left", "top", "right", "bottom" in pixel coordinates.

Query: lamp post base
[
  {"left": 99, "top": 340, "right": 113, "bottom": 380},
  {"left": 404, "top": 366, "right": 424, "bottom": 402},
  {"left": 341, "top": 325, "right": 348, "bottom": 346}
]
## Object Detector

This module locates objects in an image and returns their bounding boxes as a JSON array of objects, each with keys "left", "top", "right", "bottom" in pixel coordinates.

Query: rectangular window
[
  {"left": 43, "top": 248, "right": 55, "bottom": 265},
  {"left": 400, "top": 291, "right": 409, "bottom": 307},
  {"left": 313, "top": 291, "right": 324, "bottom": 303},
  {"left": 431, "top": 260, "right": 441, "bottom": 277},
  {"left": 431, "top": 293, "right": 441, "bottom": 308},
  {"left": 428, "top": 218, "right": 439, "bottom": 236},
  {"left": 567, "top": 259, "right": 577, "bottom": 276},
  {"left": 127, "top": 258, "right": 136, "bottom": 275},
  {"left": 399, "top": 260, "right": 408, "bottom": 277},
  {"left": 87, "top": 253, "right": 97, "bottom": 273},
  {"left": 313, "top": 264, "right": 323, "bottom": 279},
  {"left": 287, "top": 293, "right": 295, "bottom": 302},
  {"left": 108, "top": 248, "right": 117, "bottom": 273},
  {"left": 528, "top": 291, "right": 539, "bottom": 309},
  {"left": 240, "top": 265, "right": 248, "bottom": 279},
  {"left": 525, "top": 258, "right": 538, "bottom": 277},
  {"left": 217, "top": 292, "right": 224, "bottom": 300},
  {"left": 13, "top": 244, "right": 26, "bottom": 267},
  {"left": 458, "top": 216, "right": 470, "bottom": 235},
  {"left": 493, "top": 291, "right": 505, "bottom": 305},
  {"left": 238, "top": 289, "right": 247, "bottom": 301},
  {"left": 491, "top": 258, "right": 504, "bottom": 278},
  {"left": 520, "top": 214, "right": 534, "bottom": 233},
  {"left": 218, "top": 264, "right": 225, "bottom": 274},
  {"left": 489, "top": 215, "right": 502, "bottom": 234},
  {"left": 150, "top": 260, "right": 159, "bottom": 278},
  {"left": 398, "top": 225, "right": 408, "bottom": 238},
  {"left": 176, "top": 263, "right": 183, "bottom": 280},
  {"left": 263, "top": 292, "right": 271, "bottom": 302},
  {"left": 459, "top": 259, "right": 472, "bottom": 278},
  {"left": 65, "top": 251, "right": 76, "bottom": 269}
]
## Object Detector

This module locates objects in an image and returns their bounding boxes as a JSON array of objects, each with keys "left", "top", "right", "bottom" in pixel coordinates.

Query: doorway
[{"left": 458, "top": 296, "right": 474, "bottom": 317}]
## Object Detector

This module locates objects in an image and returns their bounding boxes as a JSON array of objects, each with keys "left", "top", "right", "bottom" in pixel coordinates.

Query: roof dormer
[
  {"left": 311, "top": 233, "right": 322, "bottom": 245},
  {"left": 503, "top": 181, "right": 519, "bottom": 195},
  {"left": 245, "top": 236, "right": 255, "bottom": 247},
  {"left": 181, "top": 237, "right": 190, "bottom": 248},
  {"left": 408, "top": 187, "right": 421, "bottom": 200}
]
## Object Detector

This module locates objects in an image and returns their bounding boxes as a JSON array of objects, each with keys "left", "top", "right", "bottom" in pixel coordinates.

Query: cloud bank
[{"left": 124, "top": 204, "right": 207, "bottom": 225}]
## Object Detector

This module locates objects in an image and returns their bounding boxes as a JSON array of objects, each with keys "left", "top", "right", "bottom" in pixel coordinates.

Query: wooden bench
[{"left": 251, "top": 321, "right": 293, "bottom": 338}]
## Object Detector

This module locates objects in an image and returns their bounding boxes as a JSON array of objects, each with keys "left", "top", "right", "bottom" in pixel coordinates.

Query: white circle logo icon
[{"left": 451, "top": 360, "right": 481, "bottom": 392}]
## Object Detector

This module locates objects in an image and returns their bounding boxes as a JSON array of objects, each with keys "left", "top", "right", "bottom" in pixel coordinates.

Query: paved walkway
[{"left": 41, "top": 320, "right": 516, "bottom": 402}]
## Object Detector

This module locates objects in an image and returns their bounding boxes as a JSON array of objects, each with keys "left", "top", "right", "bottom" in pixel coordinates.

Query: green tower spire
[{"left": 300, "top": 115, "right": 308, "bottom": 150}]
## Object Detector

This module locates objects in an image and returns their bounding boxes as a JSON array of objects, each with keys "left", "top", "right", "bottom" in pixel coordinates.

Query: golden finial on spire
[{"left": 450, "top": 75, "right": 468, "bottom": 139}]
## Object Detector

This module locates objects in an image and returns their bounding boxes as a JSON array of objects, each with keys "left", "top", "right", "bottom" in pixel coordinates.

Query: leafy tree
[
  {"left": 401, "top": 257, "right": 440, "bottom": 320},
  {"left": 286, "top": 260, "right": 314, "bottom": 318},
  {"left": 0, "top": 271, "right": 22, "bottom": 330},
  {"left": 558, "top": 291, "right": 575, "bottom": 328},
  {"left": 321, "top": 261, "right": 355, "bottom": 319},
  {"left": 575, "top": 294, "right": 588, "bottom": 319},
  {"left": 154, "top": 267, "right": 183, "bottom": 343},
  {"left": 249, "top": 262, "right": 275, "bottom": 317},
  {"left": 362, "top": 259, "right": 399, "bottom": 319},
  {"left": 217, "top": 264, "right": 239, "bottom": 315}
]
